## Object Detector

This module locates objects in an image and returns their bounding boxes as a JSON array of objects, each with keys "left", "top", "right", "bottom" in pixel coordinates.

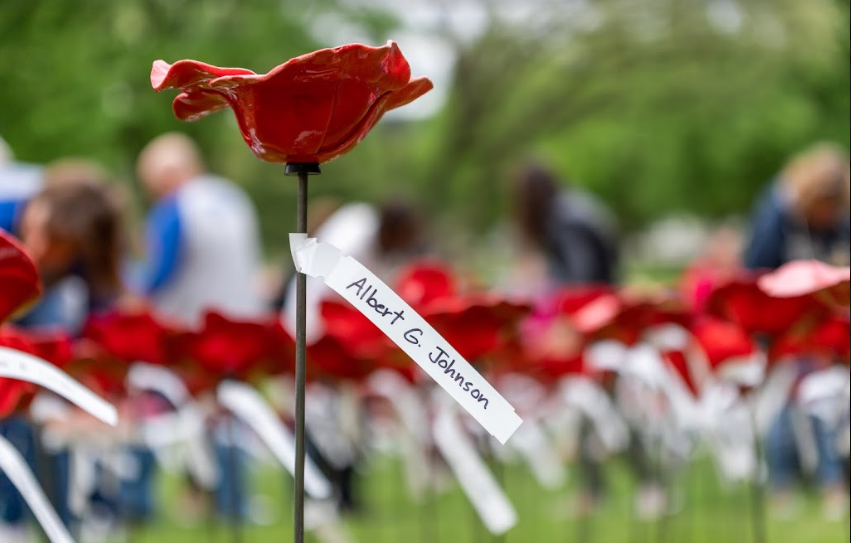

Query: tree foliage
[{"left": 0, "top": 0, "right": 847, "bottom": 256}]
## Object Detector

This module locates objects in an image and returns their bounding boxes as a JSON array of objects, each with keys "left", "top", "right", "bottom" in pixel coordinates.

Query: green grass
[{"left": 120, "top": 454, "right": 847, "bottom": 543}]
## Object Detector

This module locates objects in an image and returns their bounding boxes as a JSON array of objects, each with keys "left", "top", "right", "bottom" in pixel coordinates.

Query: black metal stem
[
  {"left": 748, "top": 406, "right": 766, "bottom": 543},
  {"left": 294, "top": 170, "right": 309, "bottom": 543},
  {"left": 228, "top": 413, "right": 242, "bottom": 543}
]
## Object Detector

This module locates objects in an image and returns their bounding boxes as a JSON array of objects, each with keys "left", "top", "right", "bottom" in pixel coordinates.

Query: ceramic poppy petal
[
  {"left": 151, "top": 59, "right": 255, "bottom": 92},
  {"left": 758, "top": 260, "right": 850, "bottom": 309},
  {"left": 0, "top": 230, "right": 41, "bottom": 323}
]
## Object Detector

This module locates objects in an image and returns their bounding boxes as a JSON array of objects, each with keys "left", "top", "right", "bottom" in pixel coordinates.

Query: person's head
[
  {"left": 136, "top": 132, "right": 205, "bottom": 200},
  {"left": 512, "top": 162, "right": 561, "bottom": 247},
  {"left": 19, "top": 181, "right": 124, "bottom": 299},
  {"left": 782, "top": 142, "right": 850, "bottom": 231},
  {"left": 377, "top": 199, "right": 426, "bottom": 256}
]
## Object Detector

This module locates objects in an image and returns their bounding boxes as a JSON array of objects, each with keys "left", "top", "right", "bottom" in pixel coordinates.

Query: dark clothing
[
  {"left": 545, "top": 191, "right": 619, "bottom": 285},
  {"left": 744, "top": 181, "right": 850, "bottom": 271}
]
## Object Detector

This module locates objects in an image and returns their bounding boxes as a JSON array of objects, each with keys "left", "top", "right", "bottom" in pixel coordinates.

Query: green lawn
[{"left": 122, "top": 454, "right": 847, "bottom": 543}]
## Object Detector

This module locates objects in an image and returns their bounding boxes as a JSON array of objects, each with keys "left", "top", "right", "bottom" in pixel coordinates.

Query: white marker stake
[
  {"left": 0, "top": 347, "right": 117, "bottom": 426},
  {"left": 433, "top": 398, "right": 517, "bottom": 535},
  {"left": 217, "top": 380, "right": 332, "bottom": 499},
  {"left": 0, "top": 435, "right": 74, "bottom": 543},
  {"left": 290, "top": 234, "right": 522, "bottom": 444}
]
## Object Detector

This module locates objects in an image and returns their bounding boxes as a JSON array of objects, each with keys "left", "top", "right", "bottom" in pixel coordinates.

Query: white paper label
[
  {"left": 432, "top": 398, "right": 517, "bottom": 535},
  {"left": 0, "top": 434, "right": 75, "bottom": 543},
  {"left": 0, "top": 346, "right": 117, "bottom": 426},
  {"left": 217, "top": 380, "right": 332, "bottom": 499},
  {"left": 290, "top": 234, "right": 522, "bottom": 444}
]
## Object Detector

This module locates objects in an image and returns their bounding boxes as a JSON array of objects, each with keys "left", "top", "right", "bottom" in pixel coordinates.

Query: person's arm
[
  {"left": 743, "top": 193, "right": 786, "bottom": 271},
  {"left": 0, "top": 199, "right": 24, "bottom": 234},
  {"left": 139, "top": 197, "right": 183, "bottom": 294}
]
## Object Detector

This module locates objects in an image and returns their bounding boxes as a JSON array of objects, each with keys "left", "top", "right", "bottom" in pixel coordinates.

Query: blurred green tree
[{"left": 0, "top": 0, "right": 847, "bottom": 257}]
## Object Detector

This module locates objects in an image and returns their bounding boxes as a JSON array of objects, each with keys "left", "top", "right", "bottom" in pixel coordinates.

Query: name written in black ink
[
  {"left": 347, "top": 278, "right": 406, "bottom": 325},
  {"left": 429, "top": 346, "right": 489, "bottom": 409}
]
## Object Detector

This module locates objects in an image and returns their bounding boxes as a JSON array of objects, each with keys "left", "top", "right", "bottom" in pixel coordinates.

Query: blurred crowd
[{"left": 0, "top": 132, "right": 848, "bottom": 542}]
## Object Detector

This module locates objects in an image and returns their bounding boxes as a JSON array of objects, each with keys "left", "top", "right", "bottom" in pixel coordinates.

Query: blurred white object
[
  {"left": 0, "top": 435, "right": 75, "bottom": 543},
  {"left": 218, "top": 380, "right": 332, "bottom": 500},
  {"left": 432, "top": 397, "right": 517, "bottom": 535}
]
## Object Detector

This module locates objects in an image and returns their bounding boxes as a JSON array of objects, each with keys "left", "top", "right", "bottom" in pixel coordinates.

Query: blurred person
[
  {"left": 508, "top": 162, "right": 669, "bottom": 519},
  {"left": 135, "top": 132, "right": 264, "bottom": 327},
  {"left": 511, "top": 161, "right": 619, "bottom": 292},
  {"left": 1, "top": 164, "right": 127, "bottom": 540},
  {"left": 745, "top": 142, "right": 850, "bottom": 269},
  {"left": 744, "top": 142, "right": 850, "bottom": 520},
  {"left": 16, "top": 168, "right": 124, "bottom": 330},
  {"left": 136, "top": 133, "right": 265, "bottom": 524}
]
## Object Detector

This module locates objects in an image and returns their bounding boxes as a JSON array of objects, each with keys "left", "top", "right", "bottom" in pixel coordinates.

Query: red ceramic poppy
[
  {"left": 690, "top": 318, "right": 759, "bottom": 371},
  {"left": 571, "top": 291, "right": 690, "bottom": 345},
  {"left": 0, "top": 230, "right": 41, "bottom": 323},
  {"left": 0, "top": 326, "right": 73, "bottom": 368},
  {"left": 307, "top": 335, "right": 376, "bottom": 383},
  {"left": 82, "top": 311, "right": 174, "bottom": 366},
  {"left": 168, "top": 311, "right": 279, "bottom": 383},
  {"left": 770, "top": 313, "right": 851, "bottom": 363},
  {"left": 0, "top": 328, "right": 37, "bottom": 416},
  {"left": 704, "top": 274, "right": 827, "bottom": 337},
  {"left": 0, "top": 326, "right": 73, "bottom": 415},
  {"left": 395, "top": 261, "right": 456, "bottom": 310},
  {"left": 320, "top": 299, "right": 389, "bottom": 360},
  {"left": 151, "top": 41, "right": 433, "bottom": 164},
  {"left": 757, "top": 260, "right": 850, "bottom": 309}
]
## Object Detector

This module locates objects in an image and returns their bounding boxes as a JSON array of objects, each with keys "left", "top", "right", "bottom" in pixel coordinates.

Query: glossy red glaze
[
  {"left": 690, "top": 317, "right": 758, "bottom": 370},
  {"left": 168, "top": 311, "right": 280, "bottom": 383},
  {"left": 705, "top": 274, "right": 828, "bottom": 337},
  {"left": 82, "top": 311, "right": 175, "bottom": 366},
  {"left": 152, "top": 41, "right": 433, "bottom": 164},
  {"left": 0, "top": 230, "right": 41, "bottom": 323},
  {"left": 758, "top": 260, "right": 850, "bottom": 309},
  {"left": 0, "top": 328, "right": 37, "bottom": 416}
]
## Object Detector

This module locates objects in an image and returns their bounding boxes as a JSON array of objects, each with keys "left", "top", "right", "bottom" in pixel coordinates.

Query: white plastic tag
[
  {"left": 290, "top": 234, "right": 522, "bottom": 444},
  {"left": 217, "top": 380, "right": 332, "bottom": 499},
  {"left": 0, "top": 434, "right": 75, "bottom": 543},
  {"left": 432, "top": 398, "right": 517, "bottom": 535},
  {"left": 0, "top": 346, "right": 117, "bottom": 426}
]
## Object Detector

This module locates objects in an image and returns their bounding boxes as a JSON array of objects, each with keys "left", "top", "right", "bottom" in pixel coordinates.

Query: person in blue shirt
[
  {"left": 743, "top": 142, "right": 850, "bottom": 520},
  {"left": 744, "top": 142, "right": 849, "bottom": 270},
  {"left": 135, "top": 133, "right": 264, "bottom": 523},
  {"left": 134, "top": 132, "right": 263, "bottom": 327}
]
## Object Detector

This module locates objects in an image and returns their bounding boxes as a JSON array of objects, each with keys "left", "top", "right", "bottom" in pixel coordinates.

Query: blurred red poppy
[
  {"left": 758, "top": 260, "right": 850, "bottom": 309},
  {"left": 398, "top": 262, "right": 531, "bottom": 362},
  {"left": 572, "top": 291, "right": 690, "bottom": 345},
  {"left": 0, "top": 230, "right": 41, "bottom": 323},
  {"left": 307, "top": 336, "right": 376, "bottom": 383},
  {"left": 152, "top": 41, "right": 432, "bottom": 164},
  {"left": 168, "top": 311, "right": 279, "bottom": 383},
  {"left": 705, "top": 275, "right": 826, "bottom": 337},
  {"left": 770, "top": 313, "right": 851, "bottom": 364},
  {"left": 690, "top": 318, "right": 759, "bottom": 370},
  {"left": 82, "top": 311, "right": 174, "bottom": 366},
  {"left": 0, "top": 326, "right": 73, "bottom": 415},
  {"left": 321, "top": 299, "right": 388, "bottom": 360},
  {"left": 0, "top": 328, "right": 37, "bottom": 416}
]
